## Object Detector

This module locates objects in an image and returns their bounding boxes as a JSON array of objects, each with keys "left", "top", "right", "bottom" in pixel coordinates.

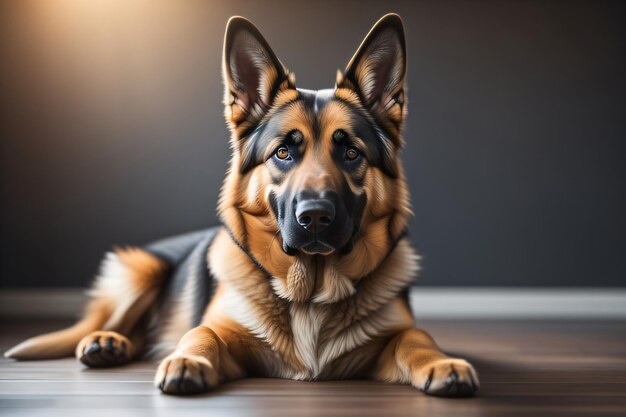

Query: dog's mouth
[
  {"left": 281, "top": 235, "right": 354, "bottom": 256},
  {"left": 282, "top": 238, "right": 334, "bottom": 255},
  {"left": 300, "top": 241, "right": 334, "bottom": 255}
]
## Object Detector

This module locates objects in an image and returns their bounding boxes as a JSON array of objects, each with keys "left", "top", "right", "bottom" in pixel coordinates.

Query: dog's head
[{"left": 219, "top": 14, "right": 412, "bottom": 280}]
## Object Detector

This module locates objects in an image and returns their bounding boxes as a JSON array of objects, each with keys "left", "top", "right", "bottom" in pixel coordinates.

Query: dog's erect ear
[
  {"left": 223, "top": 17, "right": 296, "bottom": 138},
  {"left": 337, "top": 14, "right": 407, "bottom": 137}
]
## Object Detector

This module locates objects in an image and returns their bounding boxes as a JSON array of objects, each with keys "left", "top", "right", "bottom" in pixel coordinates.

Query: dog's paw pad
[
  {"left": 76, "top": 331, "right": 131, "bottom": 368},
  {"left": 415, "top": 358, "right": 479, "bottom": 397},
  {"left": 155, "top": 354, "right": 218, "bottom": 395}
]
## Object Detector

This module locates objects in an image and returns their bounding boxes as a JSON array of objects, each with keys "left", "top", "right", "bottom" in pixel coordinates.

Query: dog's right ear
[{"left": 223, "top": 17, "right": 296, "bottom": 138}]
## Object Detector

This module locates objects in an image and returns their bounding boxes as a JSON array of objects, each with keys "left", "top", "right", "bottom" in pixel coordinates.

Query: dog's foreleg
[
  {"left": 372, "top": 328, "right": 479, "bottom": 397},
  {"left": 154, "top": 326, "right": 243, "bottom": 395}
]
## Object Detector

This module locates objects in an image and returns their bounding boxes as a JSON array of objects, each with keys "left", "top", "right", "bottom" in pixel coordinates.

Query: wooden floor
[{"left": 0, "top": 319, "right": 625, "bottom": 416}]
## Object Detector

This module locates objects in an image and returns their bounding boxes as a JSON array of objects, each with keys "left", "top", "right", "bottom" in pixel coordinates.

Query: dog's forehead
[{"left": 296, "top": 88, "right": 336, "bottom": 114}]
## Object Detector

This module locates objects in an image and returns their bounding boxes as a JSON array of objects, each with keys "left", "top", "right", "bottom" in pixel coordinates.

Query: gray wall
[{"left": 1, "top": 0, "right": 625, "bottom": 288}]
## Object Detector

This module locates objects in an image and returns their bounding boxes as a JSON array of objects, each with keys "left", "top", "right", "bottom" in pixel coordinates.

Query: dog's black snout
[{"left": 295, "top": 199, "right": 335, "bottom": 233}]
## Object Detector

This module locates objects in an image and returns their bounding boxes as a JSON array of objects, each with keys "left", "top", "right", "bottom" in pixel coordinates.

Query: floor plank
[{"left": 0, "top": 319, "right": 625, "bottom": 416}]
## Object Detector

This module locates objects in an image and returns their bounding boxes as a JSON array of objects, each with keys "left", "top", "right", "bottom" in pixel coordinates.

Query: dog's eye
[
  {"left": 346, "top": 146, "right": 360, "bottom": 161},
  {"left": 275, "top": 146, "right": 290, "bottom": 160}
]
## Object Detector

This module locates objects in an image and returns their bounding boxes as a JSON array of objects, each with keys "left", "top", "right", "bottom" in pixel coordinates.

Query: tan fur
[
  {"left": 372, "top": 328, "right": 480, "bottom": 394},
  {"left": 96, "top": 248, "right": 167, "bottom": 334}
]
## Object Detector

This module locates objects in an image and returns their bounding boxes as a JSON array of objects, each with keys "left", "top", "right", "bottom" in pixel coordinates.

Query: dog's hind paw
[
  {"left": 413, "top": 358, "right": 479, "bottom": 397},
  {"left": 155, "top": 353, "right": 219, "bottom": 395},
  {"left": 76, "top": 331, "right": 132, "bottom": 368}
]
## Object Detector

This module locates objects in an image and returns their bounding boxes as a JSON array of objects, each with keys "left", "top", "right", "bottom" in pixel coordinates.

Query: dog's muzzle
[{"left": 279, "top": 190, "right": 354, "bottom": 256}]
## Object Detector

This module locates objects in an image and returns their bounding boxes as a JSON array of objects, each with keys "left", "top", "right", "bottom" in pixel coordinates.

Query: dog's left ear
[
  {"left": 223, "top": 16, "right": 296, "bottom": 138},
  {"left": 337, "top": 13, "right": 407, "bottom": 137}
]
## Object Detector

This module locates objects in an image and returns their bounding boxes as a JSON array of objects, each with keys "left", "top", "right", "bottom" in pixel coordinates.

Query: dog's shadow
[{"left": 75, "top": 353, "right": 599, "bottom": 402}]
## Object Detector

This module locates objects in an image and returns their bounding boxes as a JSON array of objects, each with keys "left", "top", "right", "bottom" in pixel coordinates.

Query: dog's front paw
[
  {"left": 155, "top": 353, "right": 219, "bottom": 395},
  {"left": 76, "top": 331, "right": 132, "bottom": 368},
  {"left": 412, "top": 358, "right": 479, "bottom": 397}
]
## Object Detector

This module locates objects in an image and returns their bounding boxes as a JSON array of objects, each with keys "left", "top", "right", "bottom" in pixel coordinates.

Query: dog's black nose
[{"left": 295, "top": 199, "right": 335, "bottom": 233}]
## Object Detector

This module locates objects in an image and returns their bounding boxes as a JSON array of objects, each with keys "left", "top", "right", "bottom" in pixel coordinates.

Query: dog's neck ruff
[{"left": 223, "top": 224, "right": 409, "bottom": 304}]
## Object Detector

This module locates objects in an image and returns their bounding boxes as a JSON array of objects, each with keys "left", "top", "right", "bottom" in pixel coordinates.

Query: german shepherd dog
[{"left": 6, "top": 14, "right": 478, "bottom": 397}]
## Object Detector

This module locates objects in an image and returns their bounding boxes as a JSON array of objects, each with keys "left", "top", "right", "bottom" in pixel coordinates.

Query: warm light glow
[{"left": 10, "top": 0, "right": 224, "bottom": 122}]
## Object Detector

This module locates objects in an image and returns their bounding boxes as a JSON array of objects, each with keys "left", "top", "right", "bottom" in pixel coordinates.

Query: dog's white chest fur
[
  {"left": 287, "top": 297, "right": 412, "bottom": 380},
  {"left": 289, "top": 303, "right": 327, "bottom": 377},
  {"left": 210, "top": 236, "right": 420, "bottom": 380}
]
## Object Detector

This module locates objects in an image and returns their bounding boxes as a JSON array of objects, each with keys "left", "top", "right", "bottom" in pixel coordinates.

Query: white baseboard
[
  {"left": 1, "top": 287, "right": 625, "bottom": 319},
  {"left": 409, "top": 287, "right": 626, "bottom": 319}
]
